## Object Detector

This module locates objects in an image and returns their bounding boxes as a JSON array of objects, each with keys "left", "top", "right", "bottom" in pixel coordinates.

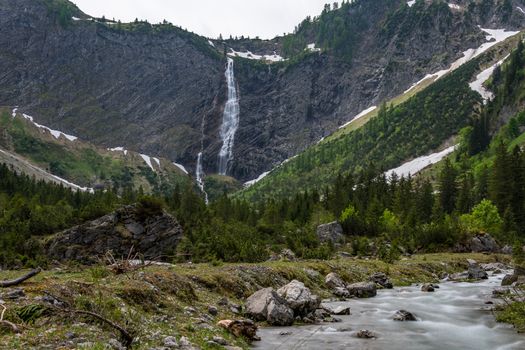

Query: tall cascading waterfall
[{"left": 218, "top": 57, "right": 240, "bottom": 175}]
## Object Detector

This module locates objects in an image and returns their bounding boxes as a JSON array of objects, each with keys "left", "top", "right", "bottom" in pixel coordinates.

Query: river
[{"left": 254, "top": 271, "right": 524, "bottom": 350}]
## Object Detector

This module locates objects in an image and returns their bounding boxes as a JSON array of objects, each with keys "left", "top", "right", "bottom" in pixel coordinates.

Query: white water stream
[
  {"left": 218, "top": 57, "right": 240, "bottom": 175},
  {"left": 254, "top": 271, "right": 525, "bottom": 350},
  {"left": 195, "top": 151, "right": 208, "bottom": 204}
]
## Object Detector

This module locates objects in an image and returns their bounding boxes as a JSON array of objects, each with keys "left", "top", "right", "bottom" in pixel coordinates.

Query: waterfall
[
  {"left": 218, "top": 57, "right": 240, "bottom": 176},
  {"left": 195, "top": 152, "right": 208, "bottom": 204}
]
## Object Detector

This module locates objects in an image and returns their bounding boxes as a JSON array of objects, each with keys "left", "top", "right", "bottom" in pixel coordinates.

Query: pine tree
[
  {"left": 439, "top": 158, "right": 458, "bottom": 214},
  {"left": 489, "top": 142, "right": 512, "bottom": 214}
]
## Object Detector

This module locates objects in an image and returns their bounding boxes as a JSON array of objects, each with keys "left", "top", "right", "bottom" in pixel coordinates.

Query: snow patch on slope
[
  {"left": 469, "top": 55, "right": 508, "bottom": 103},
  {"left": 15, "top": 111, "right": 78, "bottom": 141},
  {"left": 244, "top": 171, "right": 271, "bottom": 188},
  {"left": 108, "top": 147, "right": 128, "bottom": 156},
  {"left": 405, "top": 27, "right": 519, "bottom": 94},
  {"left": 307, "top": 43, "right": 321, "bottom": 52},
  {"left": 448, "top": 3, "right": 462, "bottom": 10},
  {"left": 407, "top": 0, "right": 416, "bottom": 7},
  {"left": 518, "top": 7, "right": 525, "bottom": 15},
  {"left": 228, "top": 49, "right": 285, "bottom": 62},
  {"left": 140, "top": 154, "right": 157, "bottom": 172},
  {"left": 173, "top": 162, "right": 188, "bottom": 175},
  {"left": 339, "top": 106, "right": 378, "bottom": 129},
  {"left": 385, "top": 145, "right": 458, "bottom": 179}
]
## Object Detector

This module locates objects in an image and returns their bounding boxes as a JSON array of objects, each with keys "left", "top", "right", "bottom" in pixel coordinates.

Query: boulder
[
  {"left": 467, "top": 260, "right": 488, "bottom": 280},
  {"left": 421, "top": 284, "right": 435, "bottom": 292},
  {"left": 321, "top": 303, "right": 351, "bottom": 315},
  {"left": 163, "top": 336, "right": 178, "bottom": 348},
  {"left": 470, "top": 233, "right": 500, "bottom": 253},
  {"left": 333, "top": 287, "right": 351, "bottom": 298},
  {"left": 393, "top": 310, "right": 417, "bottom": 321},
  {"left": 325, "top": 273, "right": 346, "bottom": 290},
  {"left": 267, "top": 299, "right": 295, "bottom": 326},
  {"left": 369, "top": 272, "right": 393, "bottom": 289},
  {"left": 454, "top": 233, "right": 501, "bottom": 253},
  {"left": 45, "top": 204, "right": 183, "bottom": 264},
  {"left": 245, "top": 288, "right": 294, "bottom": 326},
  {"left": 356, "top": 330, "right": 376, "bottom": 339},
  {"left": 277, "top": 280, "right": 320, "bottom": 317},
  {"left": 501, "top": 245, "right": 513, "bottom": 254},
  {"left": 347, "top": 282, "right": 377, "bottom": 298},
  {"left": 316, "top": 222, "right": 344, "bottom": 244}
]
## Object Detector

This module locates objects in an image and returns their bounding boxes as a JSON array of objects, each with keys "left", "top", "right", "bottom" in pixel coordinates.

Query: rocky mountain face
[
  {"left": 45, "top": 204, "right": 183, "bottom": 263},
  {"left": 1, "top": 0, "right": 524, "bottom": 182}
]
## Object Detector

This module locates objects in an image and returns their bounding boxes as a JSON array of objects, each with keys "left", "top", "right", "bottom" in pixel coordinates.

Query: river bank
[{"left": 0, "top": 253, "right": 520, "bottom": 349}]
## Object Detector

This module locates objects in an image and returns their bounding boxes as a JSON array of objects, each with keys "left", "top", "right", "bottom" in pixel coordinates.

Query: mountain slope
[
  {"left": 0, "top": 107, "right": 192, "bottom": 194},
  {"left": 238, "top": 28, "right": 522, "bottom": 201},
  {"left": 1, "top": 0, "right": 525, "bottom": 183}
]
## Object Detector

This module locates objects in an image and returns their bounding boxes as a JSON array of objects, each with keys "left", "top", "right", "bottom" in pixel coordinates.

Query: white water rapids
[
  {"left": 254, "top": 271, "right": 525, "bottom": 350},
  {"left": 218, "top": 57, "right": 240, "bottom": 175}
]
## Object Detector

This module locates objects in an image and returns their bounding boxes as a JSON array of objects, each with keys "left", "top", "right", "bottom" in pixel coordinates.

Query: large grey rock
[
  {"left": 316, "top": 222, "right": 344, "bottom": 244},
  {"left": 277, "top": 280, "right": 320, "bottom": 317},
  {"left": 454, "top": 233, "right": 501, "bottom": 253},
  {"left": 325, "top": 273, "right": 346, "bottom": 290},
  {"left": 347, "top": 282, "right": 377, "bottom": 298},
  {"left": 45, "top": 204, "right": 183, "bottom": 264},
  {"left": 502, "top": 274, "right": 518, "bottom": 286},
  {"left": 267, "top": 299, "right": 295, "bottom": 326},
  {"left": 333, "top": 287, "right": 351, "bottom": 298},
  {"left": 467, "top": 260, "right": 488, "bottom": 280},
  {"left": 245, "top": 288, "right": 294, "bottom": 326},
  {"left": 369, "top": 272, "right": 393, "bottom": 289},
  {"left": 470, "top": 233, "right": 500, "bottom": 253}
]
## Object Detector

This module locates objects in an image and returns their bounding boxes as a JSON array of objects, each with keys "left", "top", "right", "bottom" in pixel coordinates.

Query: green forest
[{"left": 3, "top": 39, "right": 525, "bottom": 269}]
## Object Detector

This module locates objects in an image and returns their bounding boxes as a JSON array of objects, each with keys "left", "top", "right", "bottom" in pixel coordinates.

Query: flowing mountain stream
[{"left": 254, "top": 271, "right": 525, "bottom": 350}]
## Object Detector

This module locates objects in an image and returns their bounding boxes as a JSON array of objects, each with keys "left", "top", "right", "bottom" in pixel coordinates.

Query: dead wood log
[{"left": 0, "top": 268, "right": 41, "bottom": 288}]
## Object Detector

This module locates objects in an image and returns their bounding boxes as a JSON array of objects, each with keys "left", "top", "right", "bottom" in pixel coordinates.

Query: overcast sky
[{"left": 70, "top": 0, "right": 330, "bottom": 39}]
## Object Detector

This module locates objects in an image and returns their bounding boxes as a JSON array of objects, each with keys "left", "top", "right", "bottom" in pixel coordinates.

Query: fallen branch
[
  {"left": 71, "top": 310, "right": 133, "bottom": 348},
  {"left": 0, "top": 268, "right": 41, "bottom": 288},
  {"left": 0, "top": 305, "right": 19, "bottom": 333},
  {"left": 47, "top": 299, "right": 133, "bottom": 348}
]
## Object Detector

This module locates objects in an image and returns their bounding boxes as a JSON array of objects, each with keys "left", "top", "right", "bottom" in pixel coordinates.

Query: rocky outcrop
[
  {"left": 316, "top": 222, "right": 344, "bottom": 244},
  {"left": 277, "top": 280, "right": 320, "bottom": 317},
  {"left": 244, "top": 288, "right": 294, "bottom": 326},
  {"left": 45, "top": 204, "right": 183, "bottom": 264},
  {"left": 455, "top": 233, "right": 501, "bottom": 253}
]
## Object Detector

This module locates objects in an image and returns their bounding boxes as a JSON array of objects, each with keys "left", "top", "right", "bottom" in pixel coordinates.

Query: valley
[{"left": 2, "top": 0, "right": 525, "bottom": 349}]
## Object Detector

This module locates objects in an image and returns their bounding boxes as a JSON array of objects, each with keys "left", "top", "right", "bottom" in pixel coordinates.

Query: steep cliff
[{"left": 1, "top": 0, "right": 524, "bottom": 183}]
